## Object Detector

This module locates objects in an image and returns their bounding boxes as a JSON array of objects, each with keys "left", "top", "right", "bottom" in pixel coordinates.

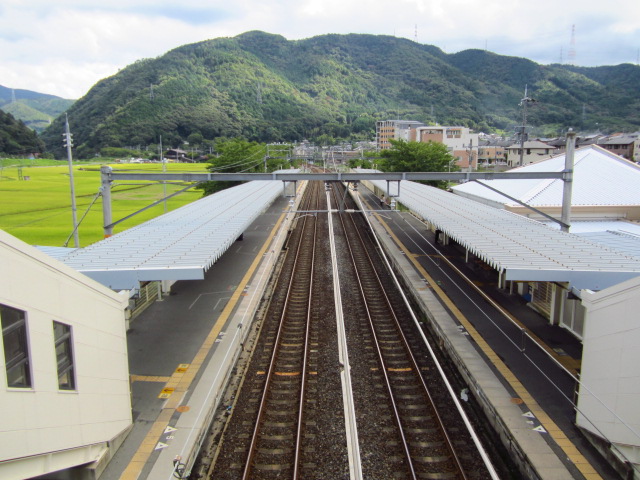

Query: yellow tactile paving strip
[
  {"left": 425, "top": 251, "right": 582, "bottom": 376},
  {"left": 374, "top": 211, "right": 602, "bottom": 480},
  {"left": 129, "top": 375, "right": 171, "bottom": 383},
  {"left": 119, "top": 210, "right": 288, "bottom": 480}
]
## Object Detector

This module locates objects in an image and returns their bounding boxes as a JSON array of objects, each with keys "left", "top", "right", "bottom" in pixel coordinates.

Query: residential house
[
  {"left": 505, "top": 140, "right": 555, "bottom": 167},
  {"left": 599, "top": 134, "right": 640, "bottom": 163}
]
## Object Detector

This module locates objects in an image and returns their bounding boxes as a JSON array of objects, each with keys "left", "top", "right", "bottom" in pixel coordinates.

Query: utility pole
[
  {"left": 63, "top": 114, "right": 80, "bottom": 248},
  {"left": 160, "top": 135, "right": 167, "bottom": 213},
  {"left": 518, "top": 85, "right": 536, "bottom": 166}
]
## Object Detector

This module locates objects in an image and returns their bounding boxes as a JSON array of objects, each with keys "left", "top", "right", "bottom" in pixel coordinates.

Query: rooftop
[
  {"left": 362, "top": 170, "right": 640, "bottom": 291},
  {"left": 40, "top": 178, "right": 292, "bottom": 290},
  {"left": 452, "top": 145, "right": 640, "bottom": 208}
]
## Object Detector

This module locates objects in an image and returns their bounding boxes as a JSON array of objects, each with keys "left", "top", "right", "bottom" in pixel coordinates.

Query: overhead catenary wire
[{"left": 207, "top": 146, "right": 268, "bottom": 171}]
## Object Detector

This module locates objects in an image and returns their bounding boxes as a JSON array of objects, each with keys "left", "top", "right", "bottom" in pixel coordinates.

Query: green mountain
[
  {"left": 41, "top": 32, "right": 640, "bottom": 158},
  {"left": 0, "top": 109, "right": 45, "bottom": 155},
  {"left": 0, "top": 86, "right": 75, "bottom": 133}
]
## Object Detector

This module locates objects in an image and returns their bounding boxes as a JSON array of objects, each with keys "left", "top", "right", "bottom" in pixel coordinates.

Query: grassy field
[{"left": 0, "top": 159, "right": 208, "bottom": 247}]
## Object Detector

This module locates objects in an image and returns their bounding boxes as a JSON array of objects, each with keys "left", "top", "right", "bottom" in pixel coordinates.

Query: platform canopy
[
  {"left": 43, "top": 179, "right": 289, "bottom": 290},
  {"left": 365, "top": 174, "right": 640, "bottom": 291}
]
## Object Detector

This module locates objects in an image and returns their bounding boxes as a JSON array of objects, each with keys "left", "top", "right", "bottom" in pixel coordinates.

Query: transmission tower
[
  {"left": 149, "top": 84, "right": 155, "bottom": 101},
  {"left": 568, "top": 24, "right": 576, "bottom": 65},
  {"left": 11, "top": 89, "right": 16, "bottom": 103},
  {"left": 414, "top": 24, "right": 418, "bottom": 42}
]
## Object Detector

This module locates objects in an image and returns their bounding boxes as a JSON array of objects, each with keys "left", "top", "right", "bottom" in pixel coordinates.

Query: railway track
[
  {"left": 206, "top": 181, "right": 349, "bottom": 480},
  {"left": 198, "top": 179, "right": 496, "bottom": 480},
  {"left": 331, "top": 183, "right": 470, "bottom": 479},
  {"left": 240, "top": 179, "right": 319, "bottom": 479}
]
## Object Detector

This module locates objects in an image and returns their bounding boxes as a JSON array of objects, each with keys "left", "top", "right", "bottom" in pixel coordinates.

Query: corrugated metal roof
[
  {"left": 364, "top": 174, "right": 640, "bottom": 290},
  {"left": 45, "top": 178, "right": 291, "bottom": 290},
  {"left": 452, "top": 145, "right": 640, "bottom": 207},
  {"left": 541, "top": 220, "right": 640, "bottom": 259},
  {"left": 575, "top": 231, "right": 640, "bottom": 260}
]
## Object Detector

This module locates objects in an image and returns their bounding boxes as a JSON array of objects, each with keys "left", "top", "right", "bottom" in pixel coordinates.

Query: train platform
[
  {"left": 98, "top": 193, "right": 299, "bottom": 480},
  {"left": 357, "top": 186, "right": 620, "bottom": 480},
  {"left": 99, "top": 182, "right": 619, "bottom": 480}
]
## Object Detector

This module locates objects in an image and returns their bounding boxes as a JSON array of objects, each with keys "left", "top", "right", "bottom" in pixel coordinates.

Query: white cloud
[{"left": 0, "top": 0, "right": 638, "bottom": 98}]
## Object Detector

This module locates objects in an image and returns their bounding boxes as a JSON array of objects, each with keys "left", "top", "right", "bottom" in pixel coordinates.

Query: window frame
[
  {"left": 1, "top": 303, "right": 32, "bottom": 389},
  {"left": 53, "top": 320, "right": 76, "bottom": 391}
]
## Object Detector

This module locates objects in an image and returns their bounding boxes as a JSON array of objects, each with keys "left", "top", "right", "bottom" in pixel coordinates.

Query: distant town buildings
[
  {"left": 505, "top": 140, "right": 555, "bottom": 167},
  {"left": 375, "top": 120, "right": 640, "bottom": 168},
  {"left": 411, "top": 125, "right": 479, "bottom": 169},
  {"left": 375, "top": 120, "right": 425, "bottom": 150}
]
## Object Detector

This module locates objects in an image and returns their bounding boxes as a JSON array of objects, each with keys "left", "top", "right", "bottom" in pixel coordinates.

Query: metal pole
[
  {"left": 518, "top": 85, "right": 536, "bottom": 167},
  {"left": 101, "top": 165, "right": 114, "bottom": 237},
  {"left": 561, "top": 129, "right": 576, "bottom": 233},
  {"left": 160, "top": 135, "right": 167, "bottom": 213},
  {"left": 519, "top": 90, "right": 527, "bottom": 167},
  {"left": 64, "top": 114, "right": 80, "bottom": 248}
]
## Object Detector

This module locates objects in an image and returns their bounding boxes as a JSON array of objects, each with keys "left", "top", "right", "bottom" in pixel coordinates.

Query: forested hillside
[
  {"left": 0, "top": 110, "right": 45, "bottom": 155},
  {"left": 0, "top": 85, "right": 74, "bottom": 133},
  {"left": 40, "top": 31, "right": 640, "bottom": 158}
]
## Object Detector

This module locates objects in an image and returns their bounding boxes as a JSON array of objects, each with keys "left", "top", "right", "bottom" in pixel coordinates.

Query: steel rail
[
  {"left": 334, "top": 184, "right": 467, "bottom": 480},
  {"left": 331, "top": 186, "right": 414, "bottom": 480},
  {"left": 241, "top": 183, "right": 320, "bottom": 480},
  {"left": 347, "top": 206, "right": 468, "bottom": 479},
  {"left": 292, "top": 184, "right": 320, "bottom": 480}
]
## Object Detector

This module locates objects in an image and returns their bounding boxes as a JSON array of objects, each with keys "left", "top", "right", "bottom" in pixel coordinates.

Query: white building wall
[
  {"left": 0, "top": 230, "right": 131, "bottom": 479},
  {"left": 578, "top": 276, "right": 640, "bottom": 466}
]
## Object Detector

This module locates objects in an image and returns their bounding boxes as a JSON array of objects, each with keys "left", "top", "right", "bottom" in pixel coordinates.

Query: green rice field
[{"left": 0, "top": 159, "right": 208, "bottom": 247}]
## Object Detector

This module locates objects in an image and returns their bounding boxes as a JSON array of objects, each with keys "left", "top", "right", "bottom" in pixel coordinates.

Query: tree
[
  {"left": 197, "top": 138, "right": 267, "bottom": 196},
  {"left": 378, "top": 139, "right": 456, "bottom": 188}
]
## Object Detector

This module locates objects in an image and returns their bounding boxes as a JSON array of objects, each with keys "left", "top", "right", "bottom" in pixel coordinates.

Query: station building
[
  {"left": 0, "top": 230, "right": 131, "bottom": 480},
  {"left": 579, "top": 276, "right": 640, "bottom": 469}
]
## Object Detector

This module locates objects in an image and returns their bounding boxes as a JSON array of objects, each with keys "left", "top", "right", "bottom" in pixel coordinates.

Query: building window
[
  {"left": 53, "top": 321, "right": 75, "bottom": 390},
  {"left": 1, "top": 304, "right": 31, "bottom": 388}
]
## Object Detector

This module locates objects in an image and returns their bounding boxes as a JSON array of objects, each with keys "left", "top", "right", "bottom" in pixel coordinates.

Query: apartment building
[
  {"left": 375, "top": 120, "right": 425, "bottom": 150},
  {"left": 413, "top": 125, "right": 479, "bottom": 169}
]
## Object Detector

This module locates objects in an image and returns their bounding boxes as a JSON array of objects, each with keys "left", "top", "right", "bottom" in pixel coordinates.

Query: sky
[{"left": 1, "top": 0, "right": 639, "bottom": 100}]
